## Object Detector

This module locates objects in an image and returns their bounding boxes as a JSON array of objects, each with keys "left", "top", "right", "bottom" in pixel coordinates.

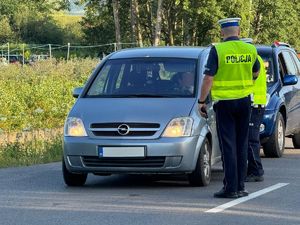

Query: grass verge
[{"left": 0, "top": 135, "right": 62, "bottom": 168}]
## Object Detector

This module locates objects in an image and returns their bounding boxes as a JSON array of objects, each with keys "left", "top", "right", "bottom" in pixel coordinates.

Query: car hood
[{"left": 70, "top": 98, "right": 196, "bottom": 127}]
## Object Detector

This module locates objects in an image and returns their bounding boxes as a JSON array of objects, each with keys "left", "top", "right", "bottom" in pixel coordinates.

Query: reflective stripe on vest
[
  {"left": 253, "top": 55, "right": 267, "bottom": 105},
  {"left": 212, "top": 41, "right": 257, "bottom": 101}
]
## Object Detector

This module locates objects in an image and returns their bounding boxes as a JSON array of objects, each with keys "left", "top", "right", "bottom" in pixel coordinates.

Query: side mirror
[
  {"left": 283, "top": 75, "right": 298, "bottom": 86},
  {"left": 72, "top": 87, "right": 83, "bottom": 98}
]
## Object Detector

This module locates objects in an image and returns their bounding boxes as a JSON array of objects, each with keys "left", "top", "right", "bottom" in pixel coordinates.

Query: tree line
[
  {"left": 80, "top": 0, "right": 300, "bottom": 50},
  {"left": 0, "top": 0, "right": 81, "bottom": 44},
  {"left": 1, "top": 0, "right": 299, "bottom": 50}
]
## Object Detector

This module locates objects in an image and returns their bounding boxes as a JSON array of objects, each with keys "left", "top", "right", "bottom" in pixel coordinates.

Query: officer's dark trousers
[
  {"left": 247, "top": 107, "right": 265, "bottom": 176},
  {"left": 215, "top": 96, "right": 251, "bottom": 193}
]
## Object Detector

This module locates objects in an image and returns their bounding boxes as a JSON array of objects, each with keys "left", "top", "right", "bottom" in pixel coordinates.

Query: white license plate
[{"left": 98, "top": 146, "right": 145, "bottom": 157}]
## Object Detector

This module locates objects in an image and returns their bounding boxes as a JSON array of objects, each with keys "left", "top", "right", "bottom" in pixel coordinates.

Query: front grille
[
  {"left": 82, "top": 156, "right": 165, "bottom": 168},
  {"left": 92, "top": 131, "right": 156, "bottom": 136},
  {"left": 90, "top": 122, "right": 160, "bottom": 137},
  {"left": 91, "top": 123, "right": 160, "bottom": 129}
]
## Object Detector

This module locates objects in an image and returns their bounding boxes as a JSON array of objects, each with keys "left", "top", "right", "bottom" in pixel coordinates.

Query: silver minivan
[{"left": 63, "top": 47, "right": 221, "bottom": 186}]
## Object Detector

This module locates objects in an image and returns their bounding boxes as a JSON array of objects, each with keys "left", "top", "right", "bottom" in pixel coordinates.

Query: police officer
[
  {"left": 246, "top": 54, "right": 267, "bottom": 182},
  {"left": 240, "top": 38, "right": 267, "bottom": 182},
  {"left": 198, "top": 18, "right": 260, "bottom": 198}
]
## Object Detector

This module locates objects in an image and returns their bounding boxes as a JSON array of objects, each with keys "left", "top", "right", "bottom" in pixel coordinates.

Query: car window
[
  {"left": 289, "top": 52, "right": 300, "bottom": 76},
  {"left": 86, "top": 58, "right": 197, "bottom": 98},
  {"left": 87, "top": 64, "right": 111, "bottom": 96},
  {"left": 281, "top": 51, "right": 298, "bottom": 75},
  {"left": 278, "top": 54, "right": 286, "bottom": 81},
  {"left": 258, "top": 52, "right": 275, "bottom": 84}
]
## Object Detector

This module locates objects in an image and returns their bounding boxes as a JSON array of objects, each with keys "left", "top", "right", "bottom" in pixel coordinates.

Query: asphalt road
[{"left": 0, "top": 138, "right": 299, "bottom": 225}]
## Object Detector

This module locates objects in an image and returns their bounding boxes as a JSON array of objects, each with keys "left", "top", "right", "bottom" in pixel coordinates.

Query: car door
[
  {"left": 279, "top": 51, "right": 300, "bottom": 134},
  {"left": 199, "top": 49, "right": 221, "bottom": 162},
  {"left": 288, "top": 52, "right": 300, "bottom": 133}
]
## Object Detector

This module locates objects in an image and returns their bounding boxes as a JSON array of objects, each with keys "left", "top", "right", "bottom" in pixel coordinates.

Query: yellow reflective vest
[
  {"left": 253, "top": 55, "right": 267, "bottom": 105},
  {"left": 211, "top": 41, "right": 257, "bottom": 101}
]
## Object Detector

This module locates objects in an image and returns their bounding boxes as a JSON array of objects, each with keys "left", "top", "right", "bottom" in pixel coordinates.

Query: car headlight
[
  {"left": 64, "top": 117, "right": 87, "bottom": 137},
  {"left": 162, "top": 117, "right": 193, "bottom": 137}
]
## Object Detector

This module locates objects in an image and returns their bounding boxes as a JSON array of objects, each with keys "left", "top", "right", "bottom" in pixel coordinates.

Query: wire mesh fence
[{"left": 0, "top": 42, "right": 138, "bottom": 65}]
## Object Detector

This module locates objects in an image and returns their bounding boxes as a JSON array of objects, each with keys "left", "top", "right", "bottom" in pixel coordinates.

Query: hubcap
[{"left": 277, "top": 119, "right": 284, "bottom": 151}]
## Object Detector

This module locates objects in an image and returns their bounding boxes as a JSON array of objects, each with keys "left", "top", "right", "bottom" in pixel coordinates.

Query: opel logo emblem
[{"left": 117, "top": 124, "right": 130, "bottom": 135}]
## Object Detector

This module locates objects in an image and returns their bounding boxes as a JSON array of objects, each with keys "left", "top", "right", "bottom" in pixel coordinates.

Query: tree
[
  {"left": 250, "top": 0, "right": 300, "bottom": 49},
  {"left": 77, "top": 0, "right": 300, "bottom": 50},
  {"left": 112, "top": 0, "right": 121, "bottom": 49},
  {"left": 130, "top": 0, "right": 143, "bottom": 47},
  {"left": 153, "top": 0, "right": 163, "bottom": 46},
  {"left": 0, "top": 16, "right": 14, "bottom": 43},
  {"left": 0, "top": 0, "right": 72, "bottom": 44}
]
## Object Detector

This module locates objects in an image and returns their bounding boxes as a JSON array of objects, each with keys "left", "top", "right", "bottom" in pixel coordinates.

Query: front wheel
[
  {"left": 63, "top": 158, "right": 87, "bottom": 186},
  {"left": 292, "top": 133, "right": 300, "bottom": 149},
  {"left": 188, "top": 137, "right": 212, "bottom": 186},
  {"left": 263, "top": 112, "right": 285, "bottom": 158}
]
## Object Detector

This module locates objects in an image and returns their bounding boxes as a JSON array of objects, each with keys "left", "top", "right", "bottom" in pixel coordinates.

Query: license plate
[{"left": 98, "top": 146, "right": 145, "bottom": 158}]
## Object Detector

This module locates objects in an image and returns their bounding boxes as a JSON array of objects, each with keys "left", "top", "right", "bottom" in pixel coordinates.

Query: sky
[{"left": 68, "top": 0, "right": 85, "bottom": 15}]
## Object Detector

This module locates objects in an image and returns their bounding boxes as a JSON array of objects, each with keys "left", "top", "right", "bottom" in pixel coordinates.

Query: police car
[{"left": 257, "top": 42, "right": 300, "bottom": 157}]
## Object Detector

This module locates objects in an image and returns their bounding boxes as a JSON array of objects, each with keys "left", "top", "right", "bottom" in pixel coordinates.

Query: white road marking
[{"left": 206, "top": 183, "right": 289, "bottom": 213}]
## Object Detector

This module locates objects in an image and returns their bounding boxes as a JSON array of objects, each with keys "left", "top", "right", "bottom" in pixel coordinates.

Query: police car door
[
  {"left": 279, "top": 51, "right": 300, "bottom": 134},
  {"left": 287, "top": 51, "right": 300, "bottom": 133}
]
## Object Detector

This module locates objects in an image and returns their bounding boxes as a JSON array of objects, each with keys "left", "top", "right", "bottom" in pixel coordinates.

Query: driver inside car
[{"left": 177, "top": 71, "right": 195, "bottom": 95}]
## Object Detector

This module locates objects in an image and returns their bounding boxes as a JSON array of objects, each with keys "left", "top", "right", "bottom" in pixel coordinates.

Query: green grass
[
  {"left": 0, "top": 58, "right": 98, "bottom": 167},
  {"left": 0, "top": 135, "right": 62, "bottom": 168}
]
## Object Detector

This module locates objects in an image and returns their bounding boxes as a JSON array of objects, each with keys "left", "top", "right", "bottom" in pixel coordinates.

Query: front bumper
[
  {"left": 63, "top": 135, "right": 203, "bottom": 174},
  {"left": 260, "top": 109, "right": 276, "bottom": 144}
]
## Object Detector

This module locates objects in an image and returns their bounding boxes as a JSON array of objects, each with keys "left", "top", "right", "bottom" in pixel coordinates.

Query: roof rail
[{"left": 272, "top": 41, "right": 291, "bottom": 48}]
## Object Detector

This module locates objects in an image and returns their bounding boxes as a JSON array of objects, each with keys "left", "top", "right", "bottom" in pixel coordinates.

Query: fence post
[
  {"left": 113, "top": 43, "right": 117, "bottom": 52},
  {"left": 67, "top": 43, "right": 70, "bottom": 61},
  {"left": 7, "top": 43, "right": 9, "bottom": 63},
  {"left": 22, "top": 44, "right": 25, "bottom": 66},
  {"left": 49, "top": 44, "right": 52, "bottom": 60}
]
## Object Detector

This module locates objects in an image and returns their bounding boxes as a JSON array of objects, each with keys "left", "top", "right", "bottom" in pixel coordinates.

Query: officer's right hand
[{"left": 198, "top": 103, "right": 208, "bottom": 118}]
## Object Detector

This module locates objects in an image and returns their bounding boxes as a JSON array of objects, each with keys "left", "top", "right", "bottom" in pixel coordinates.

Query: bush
[{"left": 0, "top": 58, "right": 98, "bottom": 132}]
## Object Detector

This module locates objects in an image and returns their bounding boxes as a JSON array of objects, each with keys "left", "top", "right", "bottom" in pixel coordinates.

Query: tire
[
  {"left": 263, "top": 112, "right": 285, "bottom": 158},
  {"left": 62, "top": 158, "right": 87, "bottom": 186},
  {"left": 188, "top": 137, "right": 212, "bottom": 186},
  {"left": 292, "top": 133, "right": 300, "bottom": 149}
]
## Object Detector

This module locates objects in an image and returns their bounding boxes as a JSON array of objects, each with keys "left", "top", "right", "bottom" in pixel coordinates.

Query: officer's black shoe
[
  {"left": 245, "top": 174, "right": 264, "bottom": 182},
  {"left": 237, "top": 190, "right": 249, "bottom": 197},
  {"left": 214, "top": 188, "right": 238, "bottom": 198}
]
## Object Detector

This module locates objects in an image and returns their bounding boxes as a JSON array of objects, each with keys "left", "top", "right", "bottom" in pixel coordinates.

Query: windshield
[
  {"left": 86, "top": 58, "right": 197, "bottom": 98},
  {"left": 258, "top": 52, "right": 275, "bottom": 85}
]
